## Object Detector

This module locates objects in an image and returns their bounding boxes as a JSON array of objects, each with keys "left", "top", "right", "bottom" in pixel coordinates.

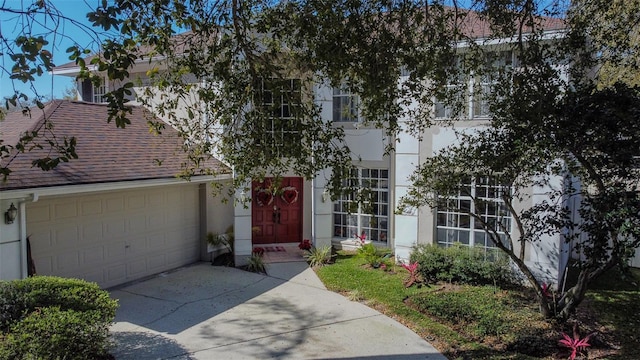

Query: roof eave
[{"left": 0, "top": 173, "right": 232, "bottom": 200}]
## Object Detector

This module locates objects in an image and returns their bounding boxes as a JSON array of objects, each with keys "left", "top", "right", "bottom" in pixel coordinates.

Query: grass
[
  {"left": 584, "top": 267, "right": 640, "bottom": 360},
  {"left": 315, "top": 251, "right": 640, "bottom": 360}
]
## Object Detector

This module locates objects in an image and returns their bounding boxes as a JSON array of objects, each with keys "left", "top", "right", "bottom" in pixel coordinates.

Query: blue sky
[{"left": 1, "top": 1, "right": 101, "bottom": 101}]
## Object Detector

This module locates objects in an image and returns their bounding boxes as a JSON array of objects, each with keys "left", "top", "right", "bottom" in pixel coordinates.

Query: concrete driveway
[{"left": 109, "top": 261, "right": 446, "bottom": 359}]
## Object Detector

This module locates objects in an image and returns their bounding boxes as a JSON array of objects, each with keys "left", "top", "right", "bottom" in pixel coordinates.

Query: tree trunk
[
  {"left": 557, "top": 271, "right": 589, "bottom": 320},
  {"left": 556, "top": 256, "right": 617, "bottom": 319}
]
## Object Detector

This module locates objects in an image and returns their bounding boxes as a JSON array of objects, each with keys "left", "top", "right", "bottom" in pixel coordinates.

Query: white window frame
[
  {"left": 436, "top": 175, "right": 512, "bottom": 250},
  {"left": 333, "top": 168, "right": 389, "bottom": 243},
  {"left": 255, "top": 78, "right": 302, "bottom": 151},
  {"left": 332, "top": 86, "right": 360, "bottom": 123},
  {"left": 92, "top": 79, "right": 108, "bottom": 103},
  {"left": 435, "top": 50, "right": 516, "bottom": 120}
]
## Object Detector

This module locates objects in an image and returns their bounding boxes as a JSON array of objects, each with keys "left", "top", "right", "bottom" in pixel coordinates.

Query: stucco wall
[{"left": 0, "top": 199, "right": 24, "bottom": 281}]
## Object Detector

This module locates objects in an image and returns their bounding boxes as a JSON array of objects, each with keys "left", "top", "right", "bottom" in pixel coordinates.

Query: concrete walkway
[{"left": 109, "top": 261, "right": 446, "bottom": 359}]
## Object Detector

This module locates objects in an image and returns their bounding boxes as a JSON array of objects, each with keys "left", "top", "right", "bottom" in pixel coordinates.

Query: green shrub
[
  {"left": 2, "top": 307, "right": 112, "bottom": 359},
  {"left": 357, "top": 243, "right": 392, "bottom": 268},
  {"left": 410, "top": 243, "right": 515, "bottom": 286},
  {"left": 0, "top": 276, "right": 118, "bottom": 360},
  {"left": 357, "top": 243, "right": 381, "bottom": 266},
  {"left": 246, "top": 254, "right": 266, "bottom": 274},
  {"left": 305, "top": 245, "right": 333, "bottom": 267}
]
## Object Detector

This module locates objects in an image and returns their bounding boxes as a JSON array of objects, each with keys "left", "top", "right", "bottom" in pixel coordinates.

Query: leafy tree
[
  {"left": 2, "top": 0, "right": 640, "bottom": 319},
  {"left": 398, "top": 1, "right": 640, "bottom": 319},
  {"left": 402, "top": 81, "right": 640, "bottom": 319}
]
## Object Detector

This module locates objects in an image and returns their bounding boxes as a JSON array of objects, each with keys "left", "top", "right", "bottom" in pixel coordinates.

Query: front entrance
[{"left": 252, "top": 177, "right": 303, "bottom": 244}]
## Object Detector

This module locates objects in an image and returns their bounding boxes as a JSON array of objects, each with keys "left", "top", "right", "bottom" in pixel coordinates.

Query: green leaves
[{"left": 8, "top": 36, "right": 53, "bottom": 82}]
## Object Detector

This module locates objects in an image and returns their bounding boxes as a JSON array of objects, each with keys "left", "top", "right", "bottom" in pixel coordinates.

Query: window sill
[{"left": 331, "top": 238, "right": 389, "bottom": 250}]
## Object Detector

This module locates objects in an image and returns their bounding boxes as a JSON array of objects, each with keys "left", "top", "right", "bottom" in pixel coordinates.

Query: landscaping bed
[{"left": 316, "top": 250, "right": 640, "bottom": 359}]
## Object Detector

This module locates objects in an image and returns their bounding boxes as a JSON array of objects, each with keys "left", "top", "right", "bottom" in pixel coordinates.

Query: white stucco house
[
  {"left": 3, "top": 9, "right": 636, "bottom": 289},
  {"left": 0, "top": 100, "right": 233, "bottom": 288}
]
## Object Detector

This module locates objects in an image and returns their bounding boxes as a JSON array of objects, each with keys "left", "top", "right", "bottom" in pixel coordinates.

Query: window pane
[
  {"left": 460, "top": 200, "right": 471, "bottom": 213},
  {"left": 459, "top": 214, "right": 470, "bottom": 228},
  {"left": 487, "top": 202, "right": 496, "bottom": 215},
  {"left": 458, "top": 231, "right": 469, "bottom": 245},
  {"left": 474, "top": 231, "right": 487, "bottom": 247},
  {"left": 437, "top": 213, "right": 447, "bottom": 226},
  {"left": 437, "top": 228, "right": 448, "bottom": 244}
]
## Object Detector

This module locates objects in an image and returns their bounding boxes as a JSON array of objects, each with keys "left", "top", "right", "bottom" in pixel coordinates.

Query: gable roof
[{"left": 0, "top": 100, "right": 228, "bottom": 191}]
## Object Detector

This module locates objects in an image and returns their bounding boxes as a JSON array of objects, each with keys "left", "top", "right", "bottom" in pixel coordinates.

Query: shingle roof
[
  {"left": 0, "top": 100, "right": 228, "bottom": 190},
  {"left": 456, "top": 9, "right": 565, "bottom": 39},
  {"left": 53, "top": 10, "right": 565, "bottom": 72}
]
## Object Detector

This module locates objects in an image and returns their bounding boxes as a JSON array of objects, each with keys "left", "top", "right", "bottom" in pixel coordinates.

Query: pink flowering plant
[
  {"left": 401, "top": 261, "right": 420, "bottom": 288},
  {"left": 252, "top": 247, "right": 265, "bottom": 256},
  {"left": 299, "top": 239, "right": 312, "bottom": 251},
  {"left": 354, "top": 231, "right": 367, "bottom": 246},
  {"left": 542, "top": 282, "right": 552, "bottom": 298},
  {"left": 559, "top": 324, "right": 593, "bottom": 360}
]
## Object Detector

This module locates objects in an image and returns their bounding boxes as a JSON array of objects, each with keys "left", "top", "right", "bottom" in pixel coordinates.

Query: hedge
[
  {"left": 0, "top": 276, "right": 118, "bottom": 360},
  {"left": 409, "top": 243, "right": 516, "bottom": 286}
]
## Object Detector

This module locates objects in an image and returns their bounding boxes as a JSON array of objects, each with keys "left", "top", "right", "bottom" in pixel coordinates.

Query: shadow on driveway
[{"left": 108, "top": 261, "right": 446, "bottom": 360}]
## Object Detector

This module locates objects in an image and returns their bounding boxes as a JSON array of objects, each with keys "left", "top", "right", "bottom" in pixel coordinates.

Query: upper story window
[
  {"left": 80, "top": 78, "right": 108, "bottom": 103},
  {"left": 472, "top": 51, "right": 515, "bottom": 119},
  {"left": 259, "top": 78, "right": 301, "bottom": 119},
  {"left": 434, "top": 56, "right": 466, "bottom": 119},
  {"left": 435, "top": 51, "right": 516, "bottom": 120},
  {"left": 333, "top": 86, "right": 359, "bottom": 123},
  {"left": 253, "top": 78, "right": 302, "bottom": 155}
]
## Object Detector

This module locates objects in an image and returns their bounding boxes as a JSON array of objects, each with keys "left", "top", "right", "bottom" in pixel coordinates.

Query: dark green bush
[
  {"left": 412, "top": 288, "right": 509, "bottom": 338},
  {"left": 0, "top": 276, "right": 117, "bottom": 360},
  {"left": 2, "top": 307, "right": 111, "bottom": 359},
  {"left": 409, "top": 243, "right": 515, "bottom": 286}
]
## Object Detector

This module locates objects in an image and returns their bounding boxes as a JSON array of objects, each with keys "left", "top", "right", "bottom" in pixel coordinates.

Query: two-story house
[
  {"left": 48, "top": 11, "right": 570, "bottom": 282},
  {"left": 5, "top": 7, "right": 634, "bottom": 289}
]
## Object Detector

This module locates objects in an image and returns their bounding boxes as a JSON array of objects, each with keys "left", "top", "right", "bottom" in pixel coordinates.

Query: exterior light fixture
[
  {"left": 322, "top": 188, "right": 330, "bottom": 203},
  {"left": 239, "top": 190, "right": 247, "bottom": 204},
  {"left": 5, "top": 203, "right": 17, "bottom": 224}
]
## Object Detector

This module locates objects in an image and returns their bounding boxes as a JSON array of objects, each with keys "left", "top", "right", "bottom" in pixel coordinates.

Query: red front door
[{"left": 252, "top": 177, "right": 303, "bottom": 244}]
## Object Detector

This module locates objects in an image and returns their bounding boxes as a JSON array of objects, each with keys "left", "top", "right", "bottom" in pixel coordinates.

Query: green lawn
[{"left": 315, "top": 251, "right": 640, "bottom": 360}]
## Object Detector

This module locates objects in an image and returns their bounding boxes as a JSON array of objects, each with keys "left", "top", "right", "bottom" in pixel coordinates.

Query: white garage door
[{"left": 27, "top": 184, "right": 201, "bottom": 288}]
